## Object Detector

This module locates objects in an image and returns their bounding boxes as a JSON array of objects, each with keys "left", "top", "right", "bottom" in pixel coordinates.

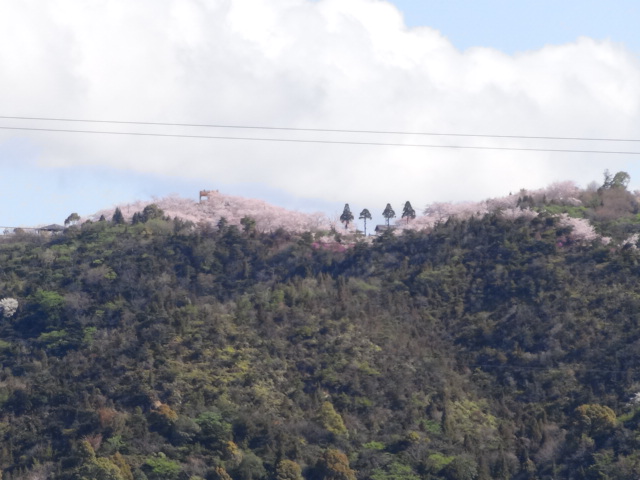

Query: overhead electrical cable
[
  {"left": 0, "top": 115, "right": 639, "bottom": 142},
  {"left": 0, "top": 126, "right": 638, "bottom": 155}
]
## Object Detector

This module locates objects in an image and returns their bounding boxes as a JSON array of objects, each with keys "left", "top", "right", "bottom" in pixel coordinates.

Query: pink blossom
[
  {"left": 90, "top": 193, "right": 332, "bottom": 233},
  {"left": 557, "top": 214, "right": 598, "bottom": 243},
  {"left": 500, "top": 208, "right": 538, "bottom": 220}
]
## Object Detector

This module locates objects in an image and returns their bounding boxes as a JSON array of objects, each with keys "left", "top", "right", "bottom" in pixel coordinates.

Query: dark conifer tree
[
  {"left": 359, "top": 208, "right": 372, "bottom": 236},
  {"left": 402, "top": 201, "right": 416, "bottom": 224},
  {"left": 382, "top": 203, "right": 396, "bottom": 227},
  {"left": 340, "top": 204, "right": 354, "bottom": 230},
  {"left": 112, "top": 207, "right": 125, "bottom": 225}
]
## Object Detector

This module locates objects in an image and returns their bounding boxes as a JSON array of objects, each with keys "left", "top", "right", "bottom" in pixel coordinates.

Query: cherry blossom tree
[
  {"left": 91, "top": 193, "right": 333, "bottom": 234},
  {"left": 0, "top": 297, "right": 18, "bottom": 318},
  {"left": 557, "top": 214, "right": 599, "bottom": 243}
]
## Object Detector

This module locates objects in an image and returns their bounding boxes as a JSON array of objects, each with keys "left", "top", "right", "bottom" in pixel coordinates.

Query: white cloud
[{"left": 1, "top": 0, "right": 639, "bottom": 212}]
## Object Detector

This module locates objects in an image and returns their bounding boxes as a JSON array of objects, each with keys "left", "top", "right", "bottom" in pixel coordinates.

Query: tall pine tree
[
  {"left": 340, "top": 204, "right": 354, "bottom": 230},
  {"left": 359, "top": 208, "right": 372, "bottom": 236},
  {"left": 382, "top": 203, "right": 396, "bottom": 227},
  {"left": 402, "top": 201, "right": 416, "bottom": 224}
]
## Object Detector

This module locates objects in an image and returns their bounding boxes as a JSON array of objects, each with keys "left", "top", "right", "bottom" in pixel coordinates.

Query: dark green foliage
[
  {"left": 241, "top": 216, "right": 257, "bottom": 233},
  {"left": 340, "top": 204, "right": 354, "bottom": 230},
  {"left": 382, "top": 204, "right": 395, "bottom": 226},
  {"left": 2, "top": 213, "right": 640, "bottom": 478},
  {"left": 141, "top": 204, "right": 165, "bottom": 222},
  {"left": 64, "top": 212, "right": 80, "bottom": 226},
  {"left": 358, "top": 209, "right": 372, "bottom": 236},
  {"left": 112, "top": 207, "right": 125, "bottom": 225},
  {"left": 401, "top": 201, "right": 415, "bottom": 224}
]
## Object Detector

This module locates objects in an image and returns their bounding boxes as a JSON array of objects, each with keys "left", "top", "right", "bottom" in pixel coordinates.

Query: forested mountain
[{"left": 3, "top": 178, "right": 640, "bottom": 479}]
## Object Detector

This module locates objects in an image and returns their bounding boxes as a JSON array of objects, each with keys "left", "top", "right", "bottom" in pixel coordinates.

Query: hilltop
[
  {"left": 89, "top": 191, "right": 333, "bottom": 234},
  {"left": 80, "top": 171, "right": 640, "bottom": 245}
]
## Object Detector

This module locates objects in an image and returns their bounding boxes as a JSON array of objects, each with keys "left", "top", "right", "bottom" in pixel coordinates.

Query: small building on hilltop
[{"left": 374, "top": 225, "right": 396, "bottom": 235}]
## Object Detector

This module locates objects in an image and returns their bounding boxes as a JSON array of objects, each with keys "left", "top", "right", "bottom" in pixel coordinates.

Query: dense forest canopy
[{"left": 2, "top": 174, "right": 640, "bottom": 479}]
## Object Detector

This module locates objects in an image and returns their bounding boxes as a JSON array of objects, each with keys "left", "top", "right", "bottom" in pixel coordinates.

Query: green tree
[
  {"left": 217, "top": 216, "right": 229, "bottom": 231},
  {"left": 359, "top": 209, "right": 372, "bottom": 236},
  {"left": 76, "top": 440, "right": 127, "bottom": 480},
  {"left": 319, "top": 401, "right": 347, "bottom": 435},
  {"left": 276, "top": 460, "right": 303, "bottom": 480},
  {"left": 444, "top": 455, "right": 478, "bottom": 480},
  {"left": 602, "top": 170, "right": 631, "bottom": 190},
  {"left": 112, "top": 207, "right": 125, "bottom": 225},
  {"left": 31, "top": 290, "right": 65, "bottom": 321},
  {"left": 575, "top": 404, "right": 617, "bottom": 438},
  {"left": 64, "top": 212, "right": 80, "bottom": 226},
  {"left": 195, "top": 411, "right": 232, "bottom": 450},
  {"left": 240, "top": 216, "right": 257, "bottom": 233},
  {"left": 143, "top": 453, "right": 181, "bottom": 480},
  {"left": 382, "top": 203, "right": 396, "bottom": 227},
  {"left": 340, "top": 204, "right": 354, "bottom": 230},
  {"left": 401, "top": 201, "right": 416, "bottom": 224},
  {"left": 141, "top": 204, "right": 165, "bottom": 222},
  {"left": 234, "top": 451, "right": 266, "bottom": 480},
  {"left": 612, "top": 171, "right": 631, "bottom": 189}
]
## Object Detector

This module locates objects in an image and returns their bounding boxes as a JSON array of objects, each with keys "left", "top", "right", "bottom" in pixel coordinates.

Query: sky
[{"left": 1, "top": 0, "right": 639, "bottom": 227}]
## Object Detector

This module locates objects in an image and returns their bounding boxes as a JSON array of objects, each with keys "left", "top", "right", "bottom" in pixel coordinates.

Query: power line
[
  {"left": 1, "top": 115, "right": 639, "bottom": 142},
  {"left": 0, "top": 125, "right": 638, "bottom": 155}
]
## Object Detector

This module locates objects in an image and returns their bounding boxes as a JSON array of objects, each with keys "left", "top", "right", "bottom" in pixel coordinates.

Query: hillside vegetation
[{"left": 2, "top": 175, "right": 640, "bottom": 479}]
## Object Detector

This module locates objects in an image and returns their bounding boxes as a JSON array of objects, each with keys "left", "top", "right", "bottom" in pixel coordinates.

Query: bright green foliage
[
  {"left": 76, "top": 440, "right": 128, "bottom": 480},
  {"left": 31, "top": 289, "right": 65, "bottom": 314},
  {"left": 320, "top": 401, "right": 347, "bottom": 435},
  {"left": 363, "top": 441, "right": 385, "bottom": 450},
  {"left": 426, "top": 453, "right": 455, "bottom": 473},
  {"left": 446, "top": 399, "right": 497, "bottom": 446},
  {"left": 575, "top": 404, "right": 617, "bottom": 438},
  {"left": 37, "top": 329, "right": 72, "bottom": 353},
  {"left": 371, "top": 461, "right": 419, "bottom": 480},
  {"left": 195, "top": 411, "right": 232, "bottom": 450},
  {"left": 144, "top": 453, "right": 181, "bottom": 480}
]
